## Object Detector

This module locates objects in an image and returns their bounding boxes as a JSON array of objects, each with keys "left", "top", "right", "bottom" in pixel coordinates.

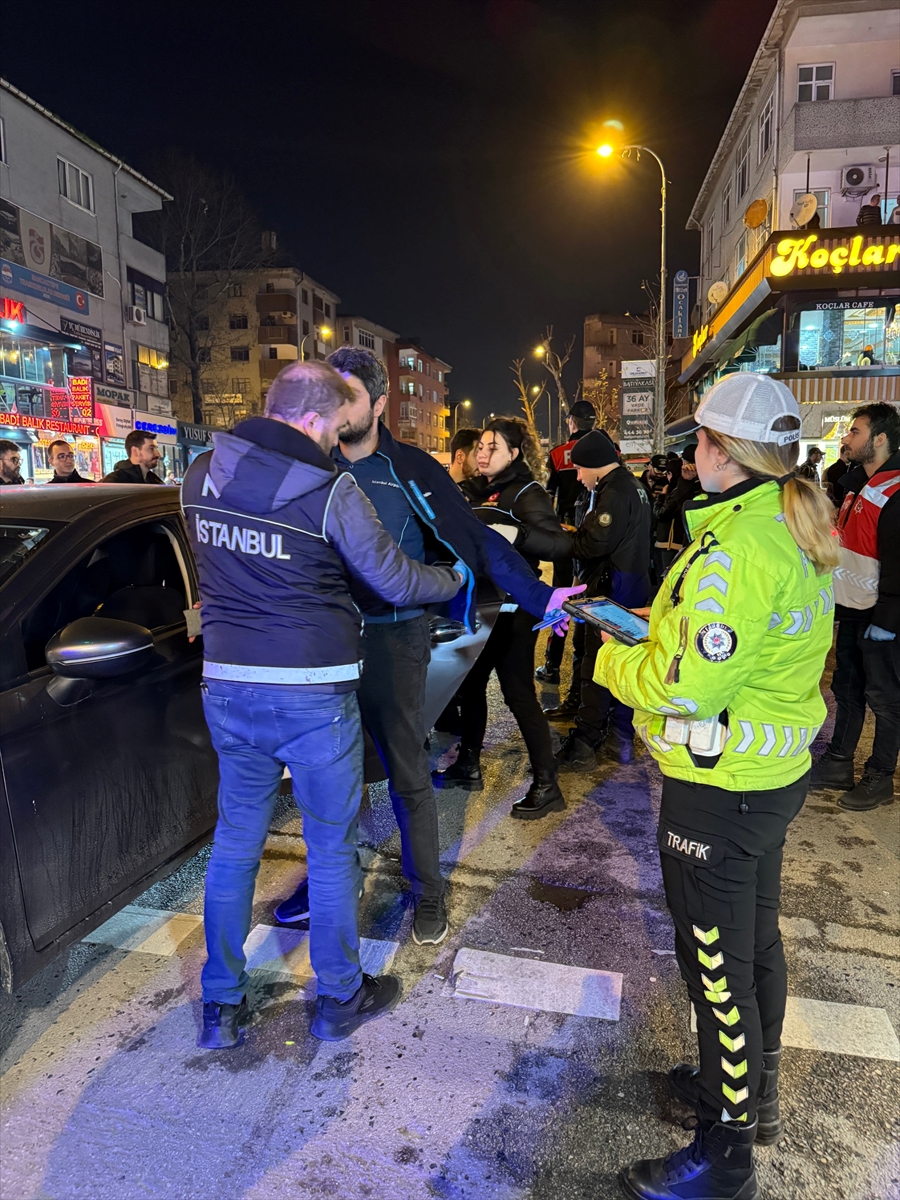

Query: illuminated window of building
[
  {"left": 735, "top": 130, "right": 751, "bottom": 200},
  {"left": 792, "top": 187, "right": 829, "bottom": 229},
  {"left": 797, "top": 64, "right": 833, "bottom": 103},
  {"left": 132, "top": 343, "right": 170, "bottom": 395},
  {"left": 757, "top": 94, "right": 773, "bottom": 162},
  {"left": 57, "top": 157, "right": 94, "bottom": 213},
  {"left": 797, "top": 306, "right": 895, "bottom": 370},
  {"left": 438, "top": 370, "right": 443, "bottom": 382}
]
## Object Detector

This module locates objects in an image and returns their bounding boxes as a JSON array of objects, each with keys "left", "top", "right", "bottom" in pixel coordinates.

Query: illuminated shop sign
[
  {"left": 692, "top": 325, "right": 710, "bottom": 355},
  {"left": 134, "top": 418, "right": 177, "bottom": 437},
  {"left": 0, "top": 411, "right": 96, "bottom": 436},
  {"left": 769, "top": 234, "right": 900, "bottom": 278},
  {"left": 1, "top": 297, "right": 26, "bottom": 324},
  {"left": 67, "top": 377, "right": 94, "bottom": 418}
]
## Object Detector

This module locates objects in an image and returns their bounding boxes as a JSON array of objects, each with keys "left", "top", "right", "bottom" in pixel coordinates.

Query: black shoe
[
  {"left": 197, "top": 996, "right": 250, "bottom": 1049},
  {"left": 838, "top": 770, "right": 895, "bottom": 811},
  {"left": 609, "top": 734, "right": 635, "bottom": 764},
  {"left": 274, "top": 879, "right": 310, "bottom": 924},
  {"left": 669, "top": 1052, "right": 782, "bottom": 1147},
  {"left": 412, "top": 894, "right": 449, "bottom": 945},
  {"left": 311, "top": 973, "right": 402, "bottom": 1041},
  {"left": 619, "top": 1118, "right": 758, "bottom": 1199},
  {"left": 555, "top": 728, "right": 597, "bottom": 772},
  {"left": 810, "top": 750, "right": 855, "bottom": 791},
  {"left": 433, "top": 753, "right": 483, "bottom": 790},
  {"left": 534, "top": 664, "right": 560, "bottom": 685},
  {"left": 511, "top": 776, "right": 566, "bottom": 820},
  {"left": 543, "top": 699, "right": 579, "bottom": 721}
]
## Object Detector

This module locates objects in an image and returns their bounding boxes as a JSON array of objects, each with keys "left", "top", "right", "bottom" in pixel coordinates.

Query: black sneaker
[
  {"left": 555, "top": 728, "right": 597, "bottom": 772},
  {"left": 838, "top": 770, "right": 895, "bottom": 811},
  {"left": 413, "top": 894, "right": 449, "bottom": 945},
  {"left": 311, "top": 973, "right": 402, "bottom": 1041},
  {"left": 197, "top": 996, "right": 249, "bottom": 1049},
  {"left": 274, "top": 879, "right": 310, "bottom": 924},
  {"left": 534, "top": 664, "right": 560, "bottom": 685},
  {"left": 810, "top": 750, "right": 855, "bottom": 791}
]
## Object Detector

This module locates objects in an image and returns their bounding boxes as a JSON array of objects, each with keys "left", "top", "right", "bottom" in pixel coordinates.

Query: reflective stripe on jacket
[{"left": 593, "top": 478, "right": 834, "bottom": 791}]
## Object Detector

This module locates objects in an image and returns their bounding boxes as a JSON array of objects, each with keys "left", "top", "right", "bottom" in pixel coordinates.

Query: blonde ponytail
[{"left": 705, "top": 424, "right": 841, "bottom": 574}]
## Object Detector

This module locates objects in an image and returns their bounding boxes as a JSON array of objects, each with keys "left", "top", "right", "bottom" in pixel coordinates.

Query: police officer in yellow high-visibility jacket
[{"left": 595, "top": 375, "right": 841, "bottom": 1200}]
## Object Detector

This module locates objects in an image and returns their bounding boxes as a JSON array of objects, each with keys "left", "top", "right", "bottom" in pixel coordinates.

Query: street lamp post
[
  {"left": 598, "top": 142, "right": 668, "bottom": 454},
  {"left": 453, "top": 398, "right": 472, "bottom": 434},
  {"left": 298, "top": 324, "right": 332, "bottom": 362}
]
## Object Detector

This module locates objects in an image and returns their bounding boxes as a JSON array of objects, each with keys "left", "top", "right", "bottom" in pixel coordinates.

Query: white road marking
[
  {"left": 691, "top": 997, "right": 900, "bottom": 1062},
  {"left": 451, "top": 948, "right": 622, "bottom": 1021},
  {"left": 83, "top": 906, "right": 202, "bottom": 954},
  {"left": 243, "top": 923, "right": 399, "bottom": 980}
]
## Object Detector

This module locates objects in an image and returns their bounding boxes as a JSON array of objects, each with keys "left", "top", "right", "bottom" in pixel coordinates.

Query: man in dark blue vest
[
  {"left": 182, "top": 360, "right": 463, "bottom": 1050},
  {"left": 273, "top": 348, "right": 584, "bottom": 947}
]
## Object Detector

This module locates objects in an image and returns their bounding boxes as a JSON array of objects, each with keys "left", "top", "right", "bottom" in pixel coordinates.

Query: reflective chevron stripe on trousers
[{"left": 657, "top": 772, "right": 809, "bottom": 1124}]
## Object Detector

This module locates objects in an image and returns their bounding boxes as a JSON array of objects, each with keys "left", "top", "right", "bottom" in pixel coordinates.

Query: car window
[
  {"left": 0, "top": 524, "right": 58, "bottom": 586},
  {"left": 21, "top": 520, "right": 189, "bottom": 671}
]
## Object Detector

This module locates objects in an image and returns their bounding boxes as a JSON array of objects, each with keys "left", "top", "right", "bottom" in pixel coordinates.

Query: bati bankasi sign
[{"left": 768, "top": 233, "right": 899, "bottom": 277}]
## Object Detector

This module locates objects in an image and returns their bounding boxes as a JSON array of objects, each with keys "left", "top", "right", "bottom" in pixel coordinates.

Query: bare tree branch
[
  {"left": 580, "top": 368, "right": 619, "bottom": 435},
  {"left": 511, "top": 359, "right": 546, "bottom": 438}
]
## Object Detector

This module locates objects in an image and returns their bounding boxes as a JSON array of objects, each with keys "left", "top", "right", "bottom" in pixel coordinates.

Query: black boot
[
  {"left": 619, "top": 1118, "right": 758, "bottom": 1199},
  {"left": 433, "top": 750, "right": 483, "bottom": 790},
  {"left": 543, "top": 697, "right": 579, "bottom": 720},
  {"left": 810, "top": 750, "right": 855, "bottom": 791},
  {"left": 555, "top": 727, "right": 597, "bottom": 772},
  {"left": 510, "top": 772, "right": 566, "bottom": 820},
  {"left": 669, "top": 1047, "right": 783, "bottom": 1146}
]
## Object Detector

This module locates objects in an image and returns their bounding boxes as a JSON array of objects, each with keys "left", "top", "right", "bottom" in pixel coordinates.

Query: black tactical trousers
[
  {"left": 658, "top": 772, "right": 808, "bottom": 1125},
  {"left": 543, "top": 558, "right": 574, "bottom": 670}
]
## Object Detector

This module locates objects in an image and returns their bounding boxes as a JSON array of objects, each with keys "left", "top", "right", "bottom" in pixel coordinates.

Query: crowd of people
[
  {"left": 3, "top": 345, "right": 897, "bottom": 1200},
  {"left": 0, "top": 428, "right": 166, "bottom": 487}
]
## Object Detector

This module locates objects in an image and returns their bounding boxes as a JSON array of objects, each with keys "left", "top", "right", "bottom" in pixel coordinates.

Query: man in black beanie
[{"left": 554, "top": 430, "right": 652, "bottom": 769}]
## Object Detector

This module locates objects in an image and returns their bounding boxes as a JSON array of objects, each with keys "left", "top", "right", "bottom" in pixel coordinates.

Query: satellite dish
[
  {"left": 790, "top": 193, "right": 818, "bottom": 228},
  {"left": 744, "top": 198, "right": 769, "bottom": 229},
  {"left": 707, "top": 281, "right": 728, "bottom": 307}
]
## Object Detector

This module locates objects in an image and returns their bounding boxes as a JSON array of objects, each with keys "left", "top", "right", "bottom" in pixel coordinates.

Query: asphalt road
[{"left": 1, "top": 645, "right": 898, "bottom": 1200}]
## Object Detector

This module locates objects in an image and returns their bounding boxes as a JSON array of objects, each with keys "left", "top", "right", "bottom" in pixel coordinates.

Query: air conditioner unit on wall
[
  {"left": 125, "top": 305, "right": 147, "bottom": 325},
  {"left": 841, "top": 165, "right": 876, "bottom": 195}
]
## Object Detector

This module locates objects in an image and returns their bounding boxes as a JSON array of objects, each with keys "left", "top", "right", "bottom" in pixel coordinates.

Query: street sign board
[{"left": 673, "top": 269, "right": 689, "bottom": 339}]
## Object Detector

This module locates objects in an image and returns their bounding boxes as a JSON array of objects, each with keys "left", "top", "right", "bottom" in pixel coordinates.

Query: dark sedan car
[
  {"left": 0, "top": 485, "right": 219, "bottom": 991},
  {"left": 0, "top": 484, "right": 499, "bottom": 991}
]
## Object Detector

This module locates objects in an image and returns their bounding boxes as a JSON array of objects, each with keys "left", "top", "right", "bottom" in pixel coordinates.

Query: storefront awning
[
  {"left": 2, "top": 323, "right": 84, "bottom": 349},
  {"left": 726, "top": 308, "right": 782, "bottom": 361}
]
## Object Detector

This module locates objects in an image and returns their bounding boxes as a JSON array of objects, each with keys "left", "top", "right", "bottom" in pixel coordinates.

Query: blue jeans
[{"left": 200, "top": 681, "right": 364, "bottom": 1005}]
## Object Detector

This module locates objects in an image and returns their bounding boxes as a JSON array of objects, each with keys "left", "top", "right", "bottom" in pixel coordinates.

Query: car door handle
[{"left": 429, "top": 617, "right": 468, "bottom": 645}]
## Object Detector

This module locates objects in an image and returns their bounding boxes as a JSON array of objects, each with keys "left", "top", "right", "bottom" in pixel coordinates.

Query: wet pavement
[{"left": 1, "top": 643, "right": 898, "bottom": 1200}]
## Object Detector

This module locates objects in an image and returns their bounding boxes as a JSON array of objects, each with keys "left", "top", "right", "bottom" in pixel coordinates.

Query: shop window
[
  {"left": 58, "top": 157, "right": 94, "bottom": 213},
  {"left": 20, "top": 521, "right": 189, "bottom": 671},
  {"left": 797, "top": 305, "right": 896, "bottom": 371},
  {"left": 735, "top": 130, "right": 751, "bottom": 200},
  {"left": 798, "top": 64, "right": 833, "bottom": 103},
  {"left": 758, "top": 94, "right": 773, "bottom": 162},
  {"left": 792, "top": 187, "right": 829, "bottom": 229}
]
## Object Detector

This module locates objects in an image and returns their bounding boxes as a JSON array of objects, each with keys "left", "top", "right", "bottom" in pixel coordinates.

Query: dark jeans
[
  {"left": 573, "top": 623, "right": 635, "bottom": 746},
  {"left": 544, "top": 559, "right": 574, "bottom": 670},
  {"left": 201, "top": 682, "right": 364, "bottom": 1004},
  {"left": 458, "top": 607, "right": 556, "bottom": 777},
  {"left": 659, "top": 772, "right": 808, "bottom": 1124},
  {"left": 829, "top": 618, "right": 900, "bottom": 776},
  {"left": 359, "top": 616, "right": 443, "bottom": 900}
]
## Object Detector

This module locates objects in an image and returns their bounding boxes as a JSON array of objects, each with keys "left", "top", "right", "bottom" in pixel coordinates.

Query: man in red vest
[{"left": 812, "top": 403, "right": 900, "bottom": 810}]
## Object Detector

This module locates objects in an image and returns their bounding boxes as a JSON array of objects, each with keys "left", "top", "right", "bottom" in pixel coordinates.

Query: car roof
[{"left": 0, "top": 484, "right": 182, "bottom": 524}]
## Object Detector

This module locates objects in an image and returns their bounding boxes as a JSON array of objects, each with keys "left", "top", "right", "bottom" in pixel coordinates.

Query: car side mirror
[
  {"left": 46, "top": 617, "right": 154, "bottom": 680},
  {"left": 429, "top": 617, "right": 468, "bottom": 645}
]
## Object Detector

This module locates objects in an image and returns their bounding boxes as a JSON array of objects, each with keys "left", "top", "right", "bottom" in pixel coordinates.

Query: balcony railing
[
  {"left": 780, "top": 95, "right": 900, "bottom": 160},
  {"left": 257, "top": 324, "right": 298, "bottom": 345},
  {"left": 256, "top": 292, "right": 297, "bottom": 314}
]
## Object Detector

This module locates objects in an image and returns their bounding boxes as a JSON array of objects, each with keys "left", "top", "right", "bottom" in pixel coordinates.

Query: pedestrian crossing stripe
[
  {"left": 721, "top": 1057, "right": 748, "bottom": 1079},
  {"left": 722, "top": 1083, "right": 749, "bottom": 1106},
  {"left": 697, "top": 949, "right": 724, "bottom": 970},
  {"left": 714, "top": 1005, "right": 741, "bottom": 1027},
  {"left": 719, "top": 1031, "right": 746, "bottom": 1053},
  {"left": 693, "top": 925, "right": 720, "bottom": 946}
]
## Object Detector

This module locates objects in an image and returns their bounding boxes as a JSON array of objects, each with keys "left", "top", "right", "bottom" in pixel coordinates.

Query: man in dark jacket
[
  {"left": 46, "top": 439, "right": 92, "bottom": 483},
  {"left": 812, "top": 402, "right": 900, "bottom": 811},
  {"left": 653, "top": 443, "right": 702, "bottom": 574},
  {"left": 554, "top": 430, "right": 652, "bottom": 769},
  {"left": 797, "top": 444, "right": 823, "bottom": 483},
  {"left": 824, "top": 443, "right": 852, "bottom": 506},
  {"left": 273, "top": 348, "right": 581, "bottom": 946},
  {"left": 102, "top": 429, "right": 163, "bottom": 483},
  {"left": 537, "top": 400, "right": 596, "bottom": 683},
  {"left": 0, "top": 439, "right": 24, "bottom": 485},
  {"left": 182, "top": 360, "right": 463, "bottom": 1050}
]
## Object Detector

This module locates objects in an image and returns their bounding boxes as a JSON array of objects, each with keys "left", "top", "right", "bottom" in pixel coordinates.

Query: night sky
[{"left": 2, "top": 0, "right": 774, "bottom": 428}]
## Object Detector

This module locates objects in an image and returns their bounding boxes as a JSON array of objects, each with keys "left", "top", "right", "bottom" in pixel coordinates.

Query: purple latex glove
[{"left": 545, "top": 584, "right": 587, "bottom": 636}]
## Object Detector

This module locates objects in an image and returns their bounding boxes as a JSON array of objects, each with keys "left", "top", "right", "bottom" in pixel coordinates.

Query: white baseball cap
[{"left": 666, "top": 373, "right": 801, "bottom": 447}]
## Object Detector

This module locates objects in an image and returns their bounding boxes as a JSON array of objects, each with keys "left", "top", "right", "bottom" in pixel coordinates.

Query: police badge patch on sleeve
[{"left": 695, "top": 623, "right": 737, "bottom": 662}]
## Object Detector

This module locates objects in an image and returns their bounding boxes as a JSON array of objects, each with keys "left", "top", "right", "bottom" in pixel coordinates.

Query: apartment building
[
  {"left": 0, "top": 79, "right": 172, "bottom": 480},
  {"left": 392, "top": 339, "right": 451, "bottom": 452},
  {"left": 681, "top": 0, "right": 899, "bottom": 464},
  {"left": 582, "top": 312, "right": 653, "bottom": 387},
  {"left": 167, "top": 266, "right": 340, "bottom": 428}
]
